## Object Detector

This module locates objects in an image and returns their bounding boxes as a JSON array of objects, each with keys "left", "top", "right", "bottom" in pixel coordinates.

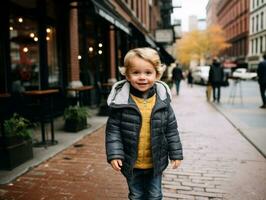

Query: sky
[{"left": 171, "top": 0, "right": 209, "bottom": 31}]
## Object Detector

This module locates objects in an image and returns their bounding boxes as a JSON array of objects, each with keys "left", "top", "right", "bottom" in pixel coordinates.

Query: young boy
[{"left": 105, "top": 47, "right": 183, "bottom": 200}]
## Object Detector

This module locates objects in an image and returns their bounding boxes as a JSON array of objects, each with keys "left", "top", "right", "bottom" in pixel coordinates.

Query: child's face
[{"left": 126, "top": 56, "right": 157, "bottom": 93}]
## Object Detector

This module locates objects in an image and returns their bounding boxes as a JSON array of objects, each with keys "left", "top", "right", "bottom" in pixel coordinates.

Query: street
[{"left": 0, "top": 81, "right": 265, "bottom": 200}]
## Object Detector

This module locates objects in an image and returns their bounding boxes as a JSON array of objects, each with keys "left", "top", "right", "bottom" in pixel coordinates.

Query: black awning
[
  {"left": 145, "top": 35, "right": 157, "bottom": 48},
  {"left": 157, "top": 44, "right": 175, "bottom": 65},
  {"left": 91, "top": 0, "right": 130, "bottom": 35}
]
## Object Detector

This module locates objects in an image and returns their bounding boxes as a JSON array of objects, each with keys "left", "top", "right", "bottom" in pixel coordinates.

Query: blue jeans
[
  {"left": 126, "top": 169, "right": 162, "bottom": 200},
  {"left": 174, "top": 80, "right": 181, "bottom": 95}
]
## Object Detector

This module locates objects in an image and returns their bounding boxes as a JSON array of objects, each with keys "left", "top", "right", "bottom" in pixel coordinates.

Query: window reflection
[
  {"left": 10, "top": 16, "right": 39, "bottom": 91},
  {"left": 10, "top": 15, "right": 59, "bottom": 91},
  {"left": 47, "top": 26, "right": 59, "bottom": 87}
]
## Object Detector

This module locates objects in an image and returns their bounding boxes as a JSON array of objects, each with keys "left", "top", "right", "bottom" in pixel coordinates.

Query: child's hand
[
  {"left": 171, "top": 160, "right": 181, "bottom": 169},
  {"left": 111, "top": 159, "right": 123, "bottom": 171}
]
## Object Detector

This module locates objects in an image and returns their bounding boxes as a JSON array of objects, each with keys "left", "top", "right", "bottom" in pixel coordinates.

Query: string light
[{"left": 23, "top": 47, "right": 28, "bottom": 53}]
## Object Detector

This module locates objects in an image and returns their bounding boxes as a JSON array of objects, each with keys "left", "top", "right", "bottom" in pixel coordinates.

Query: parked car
[
  {"left": 192, "top": 66, "right": 210, "bottom": 85},
  {"left": 232, "top": 68, "right": 257, "bottom": 80}
]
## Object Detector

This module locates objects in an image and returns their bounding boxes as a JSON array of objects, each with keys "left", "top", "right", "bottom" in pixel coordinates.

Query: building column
[
  {"left": 109, "top": 25, "right": 117, "bottom": 83},
  {"left": 69, "top": 1, "right": 82, "bottom": 88}
]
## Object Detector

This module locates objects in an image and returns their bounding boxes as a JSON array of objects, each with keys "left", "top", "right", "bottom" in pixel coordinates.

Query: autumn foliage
[{"left": 176, "top": 25, "right": 231, "bottom": 65}]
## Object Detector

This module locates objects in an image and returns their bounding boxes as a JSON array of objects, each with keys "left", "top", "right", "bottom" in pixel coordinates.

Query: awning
[
  {"left": 91, "top": 0, "right": 130, "bottom": 35},
  {"left": 145, "top": 35, "right": 157, "bottom": 48},
  {"left": 156, "top": 44, "right": 175, "bottom": 65}
]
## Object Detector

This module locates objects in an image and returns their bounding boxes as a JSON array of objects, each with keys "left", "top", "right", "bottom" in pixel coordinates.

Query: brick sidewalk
[
  {"left": 1, "top": 82, "right": 265, "bottom": 200},
  {"left": 0, "top": 127, "right": 128, "bottom": 200}
]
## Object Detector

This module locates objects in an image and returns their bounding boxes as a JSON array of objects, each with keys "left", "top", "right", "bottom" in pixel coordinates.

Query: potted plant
[
  {"left": 64, "top": 106, "right": 90, "bottom": 132},
  {"left": 0, "top": 113, "right": 33, "bottom": 170}
]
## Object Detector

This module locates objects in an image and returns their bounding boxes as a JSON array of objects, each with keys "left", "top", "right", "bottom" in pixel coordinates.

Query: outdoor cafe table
[
  {"left": 23, "top": 89, "right": 59, "bottom": 147},
  {"left": 67, "top": 85, "right": 94, "bottom": 106}
]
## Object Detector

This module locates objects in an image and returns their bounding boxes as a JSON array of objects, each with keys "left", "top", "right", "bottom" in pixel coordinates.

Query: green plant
[
  {"left": 64, "top": 106, "right": 91, "bottom": 132},
  {"left": 64, "top": 106, "right": 90, "bottom": 121},
  {"left": 3, "top": 113, "right": 32, "bottom": 139}
]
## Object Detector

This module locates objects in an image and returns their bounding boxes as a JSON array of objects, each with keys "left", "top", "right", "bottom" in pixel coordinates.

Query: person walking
[
  {"left": 105, "top": 47, "right": 183, "bottom": 200},
  {"left": 172, "top": 63, "right": 184, "bottom": 95},
  {"left": 187, "top": 69, "right": 193, "bottom": 87},
  {"left": 208, "top": 58, "right": 224, "bottom": 103},
  {"left": 257, "top": 53, "right": 266, "bottom": 109}
]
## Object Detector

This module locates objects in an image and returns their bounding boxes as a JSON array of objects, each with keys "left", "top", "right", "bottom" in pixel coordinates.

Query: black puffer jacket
[{"left": 105, "top": 80, "right": 183, "bottom": 178}]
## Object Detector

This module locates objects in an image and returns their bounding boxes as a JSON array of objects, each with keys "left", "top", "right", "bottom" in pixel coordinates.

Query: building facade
[
  {"left": 216, "top": 0, "right": 250, "bottom": 66},
  {"left": 206, "top": 0, "right": 220, "bottom": 27},
  {"left": 0, "top": 0, "right": 172, "bottom": 114},
  {"left": 247, "top": 0, "right": 266, "bottom": 70}
]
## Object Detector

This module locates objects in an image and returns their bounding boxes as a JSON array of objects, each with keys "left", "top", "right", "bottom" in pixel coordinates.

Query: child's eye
[{"left": 145, "top": 71, "right": 153, "bottom": 75}]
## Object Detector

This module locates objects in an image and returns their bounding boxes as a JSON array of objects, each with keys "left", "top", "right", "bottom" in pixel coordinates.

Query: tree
[{"left": 176, "top": 24, "right": 231, "bottom": 66}]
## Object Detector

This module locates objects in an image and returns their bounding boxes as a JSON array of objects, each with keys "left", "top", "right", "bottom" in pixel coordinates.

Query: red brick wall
[{"left": 69, "top": 2, "right": 80, "bottom": 82}]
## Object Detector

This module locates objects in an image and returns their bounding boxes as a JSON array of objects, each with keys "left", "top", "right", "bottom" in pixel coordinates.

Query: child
[{"left": 105, "top": 47, "right": 183, "bottom": 200}]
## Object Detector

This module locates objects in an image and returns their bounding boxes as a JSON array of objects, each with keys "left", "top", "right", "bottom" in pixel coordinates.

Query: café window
[
  {"left": 9, "top": 15, "right": 59, "bottom": 91},
  {"left": 47, "top": 26, "right": 59, "bottom": 87},
  {"left": 10, "top": 16, "right": 40, "bottom": 91}
]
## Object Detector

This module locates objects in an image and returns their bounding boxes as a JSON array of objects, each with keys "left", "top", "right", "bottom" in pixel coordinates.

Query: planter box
[
  {"left": 64, "top": 117, "right": 87, "bottom": 132},
  {"left": 0, "top": 138, "right": 33, "bottom": 170}
]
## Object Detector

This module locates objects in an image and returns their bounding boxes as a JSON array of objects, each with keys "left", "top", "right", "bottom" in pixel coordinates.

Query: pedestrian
[
  {"left": 208, "top": 58, "right": 224, "bottom": 103},
  {"left": 187, "top": 69, "right": 193, "bottom": 87},
  {"left": 172, "top": 63, "right": 184, "bottom": 95},
  {"left": 105, "top": 47, "right": 183, "bottom": 200},
  {"left": 257, "top": 53, "right": 266, "bottom": 109}
]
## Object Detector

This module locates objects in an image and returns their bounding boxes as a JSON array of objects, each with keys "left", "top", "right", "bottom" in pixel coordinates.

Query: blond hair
[{"left": 118, "top": 47, "right": 166, "bottom": 79}]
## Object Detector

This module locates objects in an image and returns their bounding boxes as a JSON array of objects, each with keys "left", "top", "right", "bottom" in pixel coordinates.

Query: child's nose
[{"left": 139, "top": 73, "right": 146, "bottom": 79}]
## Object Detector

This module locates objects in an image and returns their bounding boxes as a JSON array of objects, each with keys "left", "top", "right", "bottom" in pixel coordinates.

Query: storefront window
[
  {"left": 47, "top": 26, "right": 59, "bottom": 87},
  {"left": 9, "top": 14, "right": 59, "bottom": 91},
  {"left": 10, "top": 16, "right": 39, "bottom": 91}
]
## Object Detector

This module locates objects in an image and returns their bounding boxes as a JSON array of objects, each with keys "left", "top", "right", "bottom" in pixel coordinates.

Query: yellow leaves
[{"left": 176, "top": 24, "right": 231, "bottom": 65}]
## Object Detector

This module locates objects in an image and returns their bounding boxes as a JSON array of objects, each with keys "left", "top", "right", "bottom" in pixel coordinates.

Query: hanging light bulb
[
  {"left": 18, "top": 17, "right": 23, "bottom": 23},
  {"left": 23, "top": 47, "right": 28, "bottom": 53}
]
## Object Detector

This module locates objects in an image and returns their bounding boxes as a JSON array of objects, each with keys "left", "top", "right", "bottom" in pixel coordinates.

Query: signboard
[{"left": 155, "top": 29, "right": 173, "bottom": 43}]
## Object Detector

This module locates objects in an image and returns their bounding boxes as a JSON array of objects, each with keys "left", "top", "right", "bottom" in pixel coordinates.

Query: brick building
[
  {"left": 0, "top": 0, "right": 171, "bottom": 111},
  {"left": 216, "top": 0, "right": 250, "bottom": 66}
]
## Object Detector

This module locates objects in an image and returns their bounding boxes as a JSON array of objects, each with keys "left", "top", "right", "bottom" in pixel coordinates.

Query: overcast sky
[{"left": 171, "top": 0, "right": 209, "bottom": 31}]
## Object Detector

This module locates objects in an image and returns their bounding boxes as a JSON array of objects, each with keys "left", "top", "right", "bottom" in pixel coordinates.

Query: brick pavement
[
  {"left": 162, "top": 83, "right": 266, "bottom": 200},
  {"left": 0, "top": 82, "right": 266, "bottom": 200},
  {"left": 0, "top": 127, "right": 128, "bottom": 200}
]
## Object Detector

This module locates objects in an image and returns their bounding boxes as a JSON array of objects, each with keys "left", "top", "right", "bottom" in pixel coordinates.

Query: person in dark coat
[
  {"left": 105, "top": 48, "right": 183, "bottom": 200},
  {"left": 172, "top": 63, "right": 184, "bottom": 95},
  {"left": 187, "top": 69, "right": 193, "bottom": 87},
  {"left": 257, "top": 53, "right": 266, "bottom": 108},
  {"left": 208, "top": 58, "right": 224, "bottom": 103}
]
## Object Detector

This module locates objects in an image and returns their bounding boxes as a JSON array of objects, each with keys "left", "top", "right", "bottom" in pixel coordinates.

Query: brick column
[
  {"left": 109, "top": 25, "right": 117, "bottom": 83},
  {"left": 69, "top": 1, "right": 82, "bottom": 88}
]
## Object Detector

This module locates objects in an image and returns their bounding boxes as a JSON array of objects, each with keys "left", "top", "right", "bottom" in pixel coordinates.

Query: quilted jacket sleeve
[
  {"left": 105, "top": 108, "right": 125, "bottom": 163},
  {"left": 165, "top": 105, "right": 183, "bottom": 160}
]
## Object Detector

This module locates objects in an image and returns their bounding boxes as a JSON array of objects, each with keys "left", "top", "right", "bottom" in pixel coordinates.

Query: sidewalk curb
[{"left": 210, "top": 102, "right": 266, "bottom": 158}]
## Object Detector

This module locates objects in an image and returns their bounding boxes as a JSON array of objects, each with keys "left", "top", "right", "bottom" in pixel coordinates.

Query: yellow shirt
[{"left": 131, "top": 94, "right": 156, "bottom": 169}]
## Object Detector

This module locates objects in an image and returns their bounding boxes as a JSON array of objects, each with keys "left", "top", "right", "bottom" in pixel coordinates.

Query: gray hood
[{"left": 107, "top": 80, "right": 172, "bottom": 106}]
